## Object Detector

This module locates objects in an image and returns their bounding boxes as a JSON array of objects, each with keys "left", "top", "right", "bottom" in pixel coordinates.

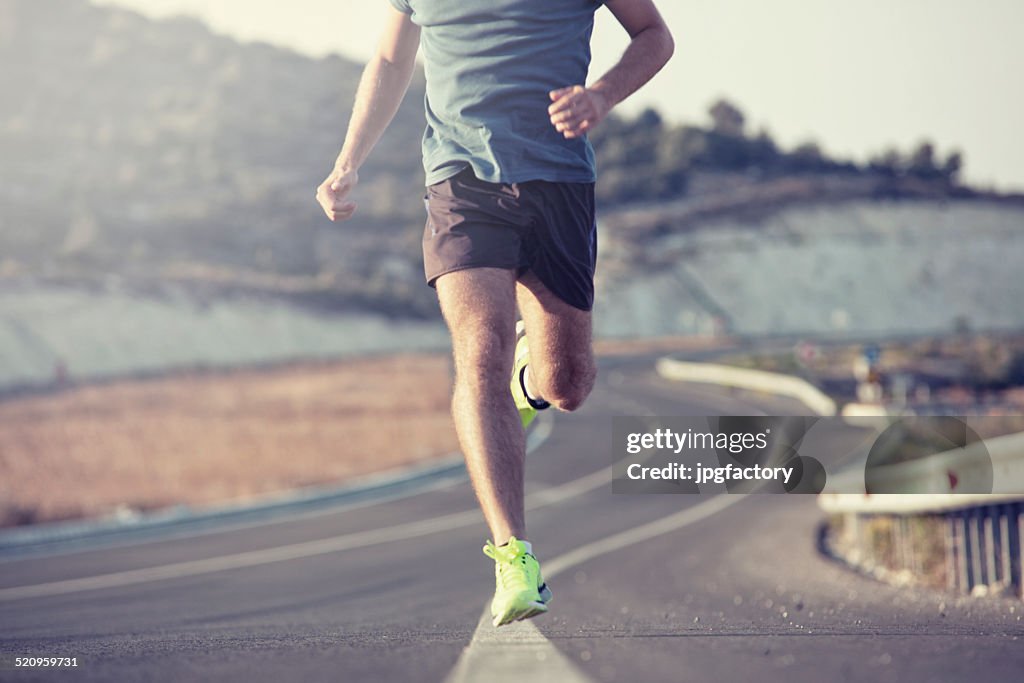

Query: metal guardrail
[
  {"left": 819, "top": 431, "right": 1024, "bottom": 509},
  {"left": 654, "top": 358, "right": 837, "bottom": 416},
  {"left": 827, "top": 502, "right": 1023, "bottom": 599},
  {"left": 819, "top": 431, "right": 1024, "bottom": 600},
  {"left": 944, "top": 502, "right": 1023, "bottom": 597},
  {"left": 652, "top": 356, "right": 1023, "bottom": 598}
]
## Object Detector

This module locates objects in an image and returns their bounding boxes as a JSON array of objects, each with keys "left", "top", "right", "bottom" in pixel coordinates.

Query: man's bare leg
[
  {"left": 435, "top": 267, "right": 525, "bottom": 544},
  {"left": 515, "top": 271, "right": 597, "bottom": 411}
]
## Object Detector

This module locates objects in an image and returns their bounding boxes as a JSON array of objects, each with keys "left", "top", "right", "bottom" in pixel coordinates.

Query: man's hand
[
  {"left": 548, "top": 85, "right": 611, "bottom": 139},
  {"left": 316, "top": 167, "right": 359, "bottom": 222}
]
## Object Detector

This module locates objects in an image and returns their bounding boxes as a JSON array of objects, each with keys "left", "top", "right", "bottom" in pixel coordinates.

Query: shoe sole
[{"left": 492, "top": 600, "right": 548, "bottom": 627}]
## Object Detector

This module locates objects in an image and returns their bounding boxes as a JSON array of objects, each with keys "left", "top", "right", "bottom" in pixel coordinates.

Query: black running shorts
[{"left": 422, "top": 167, "right": 597, "bottom": 311}]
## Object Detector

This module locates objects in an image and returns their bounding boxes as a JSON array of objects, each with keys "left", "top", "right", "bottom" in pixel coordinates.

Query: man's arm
[
  {"left": 317, "top": 8, "right": 421, "bottom": 222},
  {"left": 549, "top": 0, "right": 674, "bottom": 139}
]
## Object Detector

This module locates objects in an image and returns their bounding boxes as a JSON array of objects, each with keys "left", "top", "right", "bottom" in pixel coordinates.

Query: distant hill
[
  {"left": 0, "top": 0, "right": 430, "bottom": 313},
  {"left": 0, "top": 0, "right": 1012, "bottom": 318}
]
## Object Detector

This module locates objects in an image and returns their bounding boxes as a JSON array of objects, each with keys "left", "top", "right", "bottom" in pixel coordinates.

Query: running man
[{"left": 316, "top": 1, "right": 673, "bottom": 626}]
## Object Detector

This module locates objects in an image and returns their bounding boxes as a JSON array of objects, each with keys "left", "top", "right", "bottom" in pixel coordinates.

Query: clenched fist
[
  {"left": 548, "top": 85, "right": 610, "bottom": 139},
  {"left": 316, "top": 167, "right": 359, "bottom": 222}
]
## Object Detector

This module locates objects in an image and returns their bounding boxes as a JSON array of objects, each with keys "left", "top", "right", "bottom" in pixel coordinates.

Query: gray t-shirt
[{"left": 387, "top": 0, "right": 602, "bottom": 185}]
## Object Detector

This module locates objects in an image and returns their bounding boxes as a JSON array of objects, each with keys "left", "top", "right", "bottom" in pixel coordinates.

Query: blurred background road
[{"left": 2, "top": 359, "right": 1022, "bottom": 682}]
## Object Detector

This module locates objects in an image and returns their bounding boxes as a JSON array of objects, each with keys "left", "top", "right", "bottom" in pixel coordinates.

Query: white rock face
[
  {"left": 0, "top": 288, "right": 448, "bottom": 389},
  {"left": 2, "top": 200, "right": 1022, "bottom": 390},
  {"left": 596, "top": 200, "right": 1024, "bottom": 338}
]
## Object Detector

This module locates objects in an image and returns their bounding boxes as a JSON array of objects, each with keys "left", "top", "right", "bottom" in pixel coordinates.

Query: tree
[
  {"left": 868, "top": 147, "right": 903, "bottom": 177},
  {"left": 635, "top": 107, "right": 663, "bottom": 131},
  {"left": 748, "top": 129, "right": 780, "bottom": 169},
  {"left": 658, "top": 125, "right": 706, "bottom": 171},
  {"left": 942, "top": 150, "right": 963, "bottom": 183},
  {"left": 786, "top": 140, "right": 826, "bottom": 172},
  {"left": 708, "top": 98, "right": 745, "bottom": 137},
  {"left": 908, "top": 141, "right": 941, "bottom": 179},
  {"left": 703, "top": 132, "right": 752, "bottom": 170}
]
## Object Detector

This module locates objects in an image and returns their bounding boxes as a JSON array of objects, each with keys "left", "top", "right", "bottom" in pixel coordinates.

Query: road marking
[
  {"left": 543, "top": 492, "right": 743, "bottom": 579},
  {"left": 444, "top": 609, "right": 595, "bottom": 683},
  {"left": 0, "top": 407, "right": 555, "bottom": 562},
  {"left": 0, "top": 416, "right": 609, "bottom": 603},
  {"left": 0, "top": 373, "right": 758, "bottom": 605},
  {"left": 0, "top": 507, "right": 480, "bottom": 602},
  {"left": 443, "top": 493, "right": 747, "bottom": 683}
]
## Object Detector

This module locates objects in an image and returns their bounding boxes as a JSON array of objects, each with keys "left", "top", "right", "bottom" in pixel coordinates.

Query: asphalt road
[{"left": 1, "top": 356, "right": 1022, "bottom": 682}]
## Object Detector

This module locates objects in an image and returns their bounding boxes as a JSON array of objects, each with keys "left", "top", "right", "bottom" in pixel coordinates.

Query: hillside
[
  {"left": 0, "top": 0, "right": 1016, "bottom": 323},
  {"left": 0, "top": 0, "right": 430, "bottom": 314},
  {"left": 596, "top": 198, "right": 1024, "bottom": 338}
]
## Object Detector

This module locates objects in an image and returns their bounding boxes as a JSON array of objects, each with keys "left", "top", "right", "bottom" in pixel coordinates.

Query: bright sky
[{"left": 94, "top": 0, "right": 1024, "bottom": 191}]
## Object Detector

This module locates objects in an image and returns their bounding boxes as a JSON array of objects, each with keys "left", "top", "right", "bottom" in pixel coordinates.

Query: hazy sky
[{"left": 94, "top": 0, "right": 1024, "bottom": 191}]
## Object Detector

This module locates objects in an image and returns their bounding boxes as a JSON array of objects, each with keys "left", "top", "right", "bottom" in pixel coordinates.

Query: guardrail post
[
  {"left": 945, "top": 515, "right": 958, "bottom": 592},
  {"left": 891, "top": 517, "right": 902, "bottom": 572},
  {"left": 860, "top": 515, "right": 872, "bottom": 567},
  {"left": 1013, "top": 503, "right": 1023, "bottom": 600},
  {"left": 984, "top": 506, "right": 998, "bottom": 588},
  {"left": 847, "top": 513, "right": 860, "bottom": 561},
  {"left": 997, "top": 506, "right": 1010, "bottom": 588},
  {"left": 962, "top": 511, "right": 978, "bottom": 593},
  {"left": 901, "top": 516, "right": 914, "bottom": 574},
  {"left": 954, "top": 511, "right": 970, "bottom": 593},
  {"left": 974, "top": 511, "right": 991, "bottom": 589}
]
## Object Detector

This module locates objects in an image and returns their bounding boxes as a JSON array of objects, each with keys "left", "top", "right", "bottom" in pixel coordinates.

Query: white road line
[
  {"left": 0, "top": 368, "right": 775, "bottom": 603},
  {"left": 0, "top": 507, "right": 480, "bottom": 602},
  {"left": 444, "top": 609, "right": 596, "bottom": 683},
  {"left": 543, "top": 492, "right": 743, "bottom": 579},
  {"left": 0, "top": 419, "right": 609, "bottom": 603},
  {"left": 0, "top": 406, "right": 555, "bottom": 563},
  {"left": 443, "top": 493, "right": 748, "bottom": 683}
]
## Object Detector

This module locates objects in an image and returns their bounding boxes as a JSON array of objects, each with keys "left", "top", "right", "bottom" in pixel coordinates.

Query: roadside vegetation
[
  {"left": 718, "top": 333, "right": 1024, "bottom": 432},
  {"left": 0, "top": 354, "right": 457, "bottom": 527},
  {"left": 591, "top": 99, "right": 965, "bottom": 206}
]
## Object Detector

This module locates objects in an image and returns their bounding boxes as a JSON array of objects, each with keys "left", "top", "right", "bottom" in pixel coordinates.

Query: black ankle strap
[{"left": 520, "top": 366, "right": 551, "bottom": 410}]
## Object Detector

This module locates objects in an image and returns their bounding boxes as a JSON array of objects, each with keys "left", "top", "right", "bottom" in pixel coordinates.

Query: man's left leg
[{"left": 514, "top": 270, "right": 597, "bottom": 416}]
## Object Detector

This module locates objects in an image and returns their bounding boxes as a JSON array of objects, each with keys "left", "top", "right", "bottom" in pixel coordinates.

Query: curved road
[{"left": 1, "top": 356, "right": 1021, "bottom": 682}]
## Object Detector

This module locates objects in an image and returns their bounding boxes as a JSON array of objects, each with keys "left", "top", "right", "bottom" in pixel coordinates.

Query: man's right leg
[
  {"left": 435, "top": 266, "right": 524, "bottom": 546},
  {"left": 436, "top": 266, "right": 550, "bottom": 626}
]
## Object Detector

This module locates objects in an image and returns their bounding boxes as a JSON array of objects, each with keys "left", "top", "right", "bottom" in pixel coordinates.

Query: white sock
[
  {"left": 523, "top": 366, "right": 543, "bottom": 403},
  {"left": 502, "top": 538, "right": 533, "bottom": 554}
]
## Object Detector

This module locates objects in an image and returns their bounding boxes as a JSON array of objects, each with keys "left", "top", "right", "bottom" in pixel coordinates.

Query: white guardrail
[
  {"left": 819, "top": 430, "right": 1024, "bottom": 600},
  {"left": 654, "top": 358, "right": 837, "bottom": 417},
  {"left": 819, "top": 431, "right": 1024, "bottom": 514},
  {"left": 655, "top": 356, "right": 1024, "bottom": 597}
]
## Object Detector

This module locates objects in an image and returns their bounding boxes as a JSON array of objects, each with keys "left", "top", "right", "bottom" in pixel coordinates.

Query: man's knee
[
  {"left": 436, "top": 268, "right": 518, "bottom": 387},
  {"left": 453, "top": 323, "right": 514, "bottom": 385},
  {"left": 539, "top": 361, "right": 596, "bottom": 412}
]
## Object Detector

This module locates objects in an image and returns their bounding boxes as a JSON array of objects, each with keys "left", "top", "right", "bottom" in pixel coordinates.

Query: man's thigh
[
  {"left": 436, "top": 267, "right": 519, "bottom": 370},
  {"left": 515, "top": 270, "right": 594, "bottom": 383}
]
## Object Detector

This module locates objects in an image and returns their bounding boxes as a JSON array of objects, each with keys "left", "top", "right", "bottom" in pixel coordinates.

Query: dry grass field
[
  {"left": 0, "top": 336, "right": 734, "bottom": 528},
  {"left": 0, "top": 354, "right": 458, "bottom": 527}
]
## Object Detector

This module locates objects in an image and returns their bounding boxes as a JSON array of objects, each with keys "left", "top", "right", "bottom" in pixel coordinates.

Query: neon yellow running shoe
[
  {"left": 511, "top": 321, "right": 549, "bottom": 428},
  {"left": 482, "top": 537, "right": 552, "bottom": 627}
]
